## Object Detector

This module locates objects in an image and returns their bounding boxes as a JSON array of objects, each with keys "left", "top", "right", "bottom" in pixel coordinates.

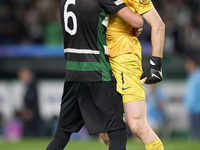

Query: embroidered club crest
[{"left": 139, "top": 0, "right": 150, "bottom": 5}]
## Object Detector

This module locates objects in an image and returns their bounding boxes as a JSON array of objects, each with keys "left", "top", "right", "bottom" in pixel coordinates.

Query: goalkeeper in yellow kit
[{"left": 100, "top": 0, "right": 165, "bottom": 150}]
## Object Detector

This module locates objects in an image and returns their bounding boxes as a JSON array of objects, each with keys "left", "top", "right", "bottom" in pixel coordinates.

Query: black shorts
[{"left": 56, "top": 81, "right": 126, "bottom": 135}]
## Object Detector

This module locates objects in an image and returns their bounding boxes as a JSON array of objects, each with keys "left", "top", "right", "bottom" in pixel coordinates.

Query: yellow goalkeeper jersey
[{"left": 107, "top": 0, "right": 154, "bottom": 59}]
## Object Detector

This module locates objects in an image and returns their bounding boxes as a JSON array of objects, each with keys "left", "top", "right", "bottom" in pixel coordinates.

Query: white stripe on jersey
[
  {"left": 102, "top": 15, "right": 109, "bottom": 27},
  {"left": 104, "top": 45, "right": 108, "bottom": 55},
  {"left": 64, "top": 48, "right": 99, "bottom": 54}
]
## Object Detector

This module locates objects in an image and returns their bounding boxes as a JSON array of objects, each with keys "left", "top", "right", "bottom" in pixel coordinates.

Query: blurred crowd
[
  {"left": 156, "top": 0, "right": 200, "bottom": 56},
  {"left": 0, "top": 0, "right": 200, "bottom": 56},
  {"left": 142, "top": 0, "right": 200, "bottom": 56},
  {"left": 0, "top": 0, "right": 62, "bottom": 44}
]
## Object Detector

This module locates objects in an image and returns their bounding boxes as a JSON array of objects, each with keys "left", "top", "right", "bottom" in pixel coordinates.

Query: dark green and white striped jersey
[{"left": 60, "top": 0, "right": 126, "bottom": 82}]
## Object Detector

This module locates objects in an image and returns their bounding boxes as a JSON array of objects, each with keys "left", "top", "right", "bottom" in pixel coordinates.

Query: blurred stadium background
[{"left": 0, "top": 0, "right": 200, "bottom": 149}]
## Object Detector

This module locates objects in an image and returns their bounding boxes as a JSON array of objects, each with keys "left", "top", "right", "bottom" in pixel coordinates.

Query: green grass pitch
[{"left": 0, "top": 137, "right": 200, "bottom": 150}]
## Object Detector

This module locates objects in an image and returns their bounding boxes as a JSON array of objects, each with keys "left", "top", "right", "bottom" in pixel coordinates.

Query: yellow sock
[{"left": 145, "top": 138, "right": 164, "bottom": 150}]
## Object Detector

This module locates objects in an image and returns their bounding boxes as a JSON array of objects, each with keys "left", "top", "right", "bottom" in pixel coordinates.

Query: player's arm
[
  {"left": 140, "top": 8, "right": 165, "bottom": 84},
  {"left": 116, "top": 6, "right": 143, "bottom": 29},
  {"left": 98, "top": 0, "right": 143, "bottom": 29},
  {"left": 143, "top": 8, "right": 165, "bottom": 58}
]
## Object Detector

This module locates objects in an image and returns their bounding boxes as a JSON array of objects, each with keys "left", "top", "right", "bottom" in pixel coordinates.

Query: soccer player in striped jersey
[
  {"left": 46, "top": 0, "right": 144, "bottom": 150},
  {"left": 100, "top": 0, "right": 165, "bottom": 150}
]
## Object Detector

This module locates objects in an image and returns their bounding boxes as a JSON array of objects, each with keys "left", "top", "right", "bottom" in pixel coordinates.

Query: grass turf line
[{"left": 0, "top": 138, "right": 200, "bottom": 150}]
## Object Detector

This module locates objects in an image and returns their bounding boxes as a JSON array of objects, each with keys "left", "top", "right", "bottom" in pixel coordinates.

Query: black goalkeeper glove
[{"left": 140, "top": 56, "right": 163, "bottom": 84}]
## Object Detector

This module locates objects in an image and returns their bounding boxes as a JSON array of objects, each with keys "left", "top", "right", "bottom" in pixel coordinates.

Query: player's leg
[
  {"left": 108, "top": 129, "right": 127, "bottom": 150},
  {"left": 46, "top": 129, "right": 72, "bottom": 150},
  {"left": 46, "top": 81, "right": 84, "bottom": 150},
  {"left": 79, "top": 82, "right": 127, "bottom": 150},
  {"left": 110, "top": 54, "right": 164, "bottom": 150},
  {"left": 124, "top": 99, "right": 164, "bottom": 150},
  {"left": 99, "top": 102, "right": 164, "bottom": 150},
  {"left": 99, "top": 130, "right": 127, "bottom": 150},
  {"left": 99, "top": 133, "right": 109, "bottom": 149}
]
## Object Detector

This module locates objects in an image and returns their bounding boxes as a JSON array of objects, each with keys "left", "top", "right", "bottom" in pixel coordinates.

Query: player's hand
[
  {"left": 140, "top": 56, "right": 163, "bottom": 84},
  {"left": 132, "top": 28, "right": 143, "bottom": 37}
]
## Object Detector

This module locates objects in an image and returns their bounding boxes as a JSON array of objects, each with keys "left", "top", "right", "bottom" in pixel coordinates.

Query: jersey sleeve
[
  {"left": 128, "top": 0, "right": 154, "bottom": 14},
  {"left": 98, "top": 0, "right": 127, "bottom": 14}
]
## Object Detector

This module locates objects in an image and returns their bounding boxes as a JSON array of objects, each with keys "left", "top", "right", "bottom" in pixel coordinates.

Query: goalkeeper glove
[{"left": 140, "top": 56, "right": 163, "bottom": 84}]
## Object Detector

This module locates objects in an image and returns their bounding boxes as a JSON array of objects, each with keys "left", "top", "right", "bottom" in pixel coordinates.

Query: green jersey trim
[
  {"left": 66, "top": 61, "right": 111, "bottom": 71},
  {"left": 97, "top": 9, "right": 112, "bottom": 81}
]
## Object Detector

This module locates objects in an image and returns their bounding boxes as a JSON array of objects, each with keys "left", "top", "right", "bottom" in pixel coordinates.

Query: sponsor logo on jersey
[
  {"left": 122, "top": 87, "right": 131, "bottom": 90},
  {"left": 139, "top": 0, "right": 150, "bottom": 5},
  {"left": 114, "top": 0, "right": 123, "bottom": 5}
]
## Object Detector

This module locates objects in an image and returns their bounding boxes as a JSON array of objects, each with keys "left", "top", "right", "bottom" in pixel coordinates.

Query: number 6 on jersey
[{"left": 64, "top": 0, "right": 77, "bottom": 35}]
